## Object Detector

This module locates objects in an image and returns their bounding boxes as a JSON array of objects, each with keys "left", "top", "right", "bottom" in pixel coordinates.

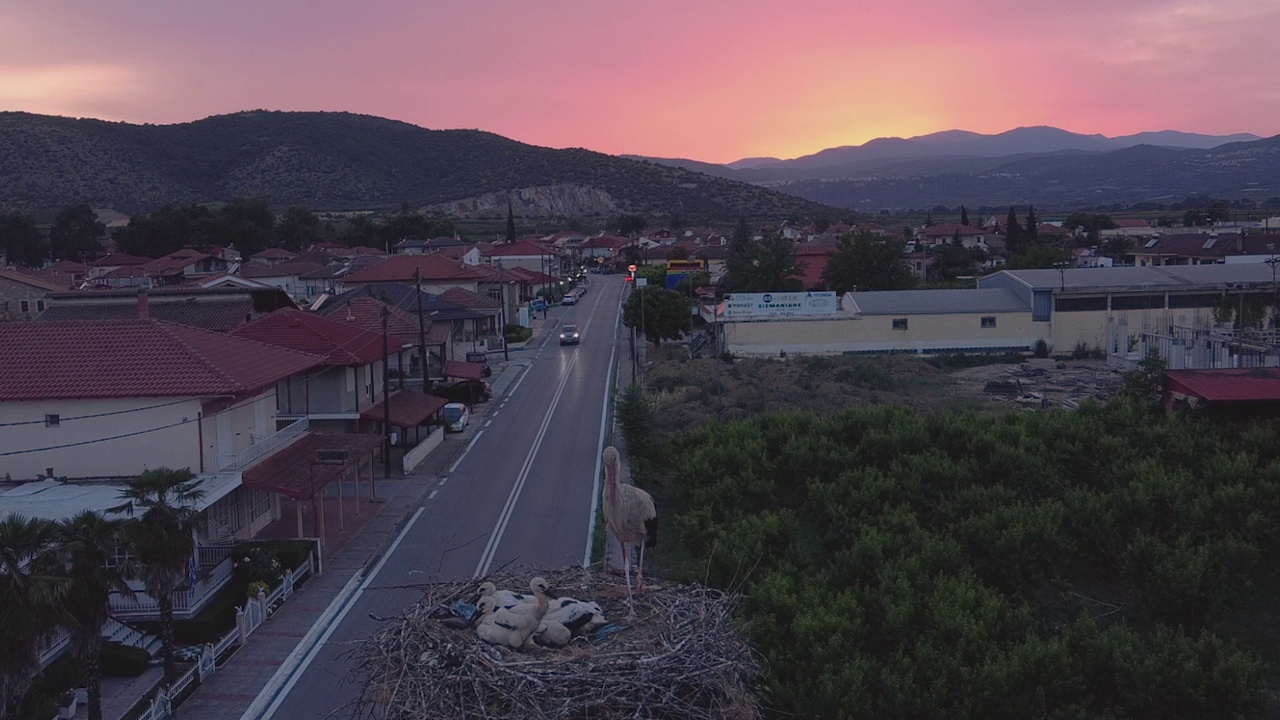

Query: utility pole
[
  {"left": 496, "top": 260, "right": 509, "bottom": 361},
  {"left": 415, "top": 268, "right": 427, "bottom": 387},
  {"left": 381, "top": 304, "right": 392, "bottom": 479}
]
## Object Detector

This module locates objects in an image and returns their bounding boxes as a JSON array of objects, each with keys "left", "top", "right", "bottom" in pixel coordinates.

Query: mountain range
[
  {"left": 629, "top": 126, "right": 1280, "bottom": 210},
  {"left": 0, "top": 111, "right": 834, "bottom": 221}
]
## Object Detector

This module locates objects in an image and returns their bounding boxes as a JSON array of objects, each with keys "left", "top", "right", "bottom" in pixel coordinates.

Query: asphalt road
[{"left": 259, "top": 274, "right": 628, "bottom": 719}]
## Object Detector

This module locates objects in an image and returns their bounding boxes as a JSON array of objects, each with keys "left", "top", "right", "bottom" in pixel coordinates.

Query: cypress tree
[
  {"left": 505, "top": 202, "right": 516, "bottom": 242},
  {"left": 960, "top": 206, "right": 970, "bottom": 226}
]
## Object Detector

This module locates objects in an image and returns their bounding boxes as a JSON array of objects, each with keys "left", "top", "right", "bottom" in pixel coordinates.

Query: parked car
[
  {"left": 562, "top": 293, "right": 577, "bottom": 306},
  {"left": 441, "top": 403, "right": 470, "bottom": 432},
  {"left": 531, "top": 299, "right": 548, "bottom": 312},
  {"left": 435, "top": 379, "right": 492, "bottom": 404},
  {"left": 559, "top": 323, "right": 580, "bottom": 345}
]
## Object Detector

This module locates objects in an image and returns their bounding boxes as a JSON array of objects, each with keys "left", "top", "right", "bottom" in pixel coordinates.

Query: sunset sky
[{"left": 2, "top": 0, "right": 1278, "bottom": 163}]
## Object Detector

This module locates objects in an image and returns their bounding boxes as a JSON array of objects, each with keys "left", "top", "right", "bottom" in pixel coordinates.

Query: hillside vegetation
[{"left": 0, "top": 111, "right": 835, "bottom": 221}]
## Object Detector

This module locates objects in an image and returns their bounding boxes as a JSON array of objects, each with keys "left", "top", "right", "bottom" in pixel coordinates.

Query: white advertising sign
[{"left": 723, "top": 291, "right": 838, "bottom": 318}]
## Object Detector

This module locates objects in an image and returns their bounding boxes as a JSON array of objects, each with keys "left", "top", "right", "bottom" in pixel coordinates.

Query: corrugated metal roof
[
  {"left": 986, "top": 263, "right": 1280, "bottom": 291},
  {"left": 1166, "top": 368, "right": 1280, "bottom": 402},
  {"left": 847, "top": 288, "right": 1029, "bottom": 315}
]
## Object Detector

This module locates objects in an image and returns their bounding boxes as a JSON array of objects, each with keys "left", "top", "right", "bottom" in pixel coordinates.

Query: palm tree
[
  {"left": 115, "top": 468, "right": 205, "bottom": 687},
  {"left": 0, "top": 515, "right": 68, "bottom": 720},
  {"left": 58, "top": 511, "right": 135, "bottom": 720}
]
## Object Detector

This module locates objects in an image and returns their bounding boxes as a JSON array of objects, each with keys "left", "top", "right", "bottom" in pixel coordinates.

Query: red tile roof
[
  {"left": 440, "top": 287, "right": 501, "bottom": 310},
  {"left": 359, "top": 389, "right": 448, "bottom": 428},
  {"left": 0, "top": 320, "right": 323, "bottom": 401},
  {"left": 920, "top": 224, "right": 988, "bottom": 238},
  {"left": 325, "top": 296, "right": 429, "bottom": 345},
  {"left": 342, "top": 255, "right": 491, "bottom": 284},
  {"left": 0, "top": 268, "right": 65, "bottom": 293},
  {"left": 242, "top": 432, "right": 384, "bottom": 499},
  {"left": 251, "top": 248, "right": 296, "bottom": 260},
  {"left": 92, "top": 253, "right": 153, "bottom": 267},
  {"left": 486, "top": 240, "right": 557, "bottom": 258},
  {"left": 143, "top": 250, "right": 215, "bottom": 275},
  {"left": 231, "top": 308, "right": 394, "bottom": 366},
  {"left": 1114, "top": 219, "right": 1150, "bottom": 228},
  {"left": 1166, "top": 368, "right": 1280, "bottom": 403}
]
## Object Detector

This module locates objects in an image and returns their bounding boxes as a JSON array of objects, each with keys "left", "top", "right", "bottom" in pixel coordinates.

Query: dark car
[{"left": 435, "top": 379, "right": 492, "bottom": 404}]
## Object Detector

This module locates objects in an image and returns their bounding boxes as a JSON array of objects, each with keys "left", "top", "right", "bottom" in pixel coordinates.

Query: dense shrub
[
  {"left": 100, "top": 642, "right": 151, "bottom": 678},
  {"left": 650, "top": 400, "right": 1280, "bottom": 718}
]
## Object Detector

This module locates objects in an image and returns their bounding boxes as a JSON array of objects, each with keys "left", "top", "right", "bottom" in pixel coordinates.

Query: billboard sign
[{"left": 723, "top": 291, "right": 838, "bottom": 318}]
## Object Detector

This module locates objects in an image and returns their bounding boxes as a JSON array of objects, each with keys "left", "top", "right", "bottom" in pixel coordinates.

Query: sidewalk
[{"left": 171, "top": 469, "right": 452, "bottom": 720}]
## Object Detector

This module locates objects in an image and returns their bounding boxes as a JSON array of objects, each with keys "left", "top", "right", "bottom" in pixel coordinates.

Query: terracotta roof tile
[
  {"left": 440, "top": 288, "right": 501, "bottom": 310},
  {"left": 0, "top": 320, "right": 322, "bottom": 401},
  {"left": 231, "top": 308, "right": 395, "bottom": 365},
  {"left": 343, "top": 255, "right": 490, "bottom": 284},
  {"left": 36, "top": 298, "right": 254, "bottom": 331}
]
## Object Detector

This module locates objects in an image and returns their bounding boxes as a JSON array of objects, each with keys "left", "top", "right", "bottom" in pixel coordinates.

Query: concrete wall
[
  {"left": 0, "top": 397, "right": 204, "bottom": 480},
  {"left": 723, "top": 311, "right": 1043, "bottom": 356},
  {"left": 402, "top": 426, "right": 444, "bottom": 473},
  {"left": 1049, "top": 304, "right": 1218, "bottom": 355},
  {"left": 0, "top": 275, "right": 52, "bottom": 321},
  {"left": 199, "top": 390, "right": 280, "bottom": 469}
]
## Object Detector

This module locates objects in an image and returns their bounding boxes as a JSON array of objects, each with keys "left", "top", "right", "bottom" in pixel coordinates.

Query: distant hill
[
  {"left": 726, "top": 126, "right": 1264, "bottom": 172},
  {"left": 779, "top": 136, "right": 1280, "bottom": 210},
  {"left": 632, "top": 126, "right": 1278, "bottom": 209},
  {"left": 0, "top": 111, "right": 836, "bottom": 221}
]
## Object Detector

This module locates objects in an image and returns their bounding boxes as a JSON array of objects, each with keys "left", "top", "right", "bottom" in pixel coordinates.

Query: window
[
  {"left": 1111, "top": 294, "right": 1164, "bottom": 311},
  {"left": 19, "top": 300, "right": 29, "bottom": 313},
  {"left": 44, "top": 414, "right": 60, "bottom": 427},
  {"left": 892, "top": 318, "right": 908, "bottom": 331},
  {"left": 36, "top": 300, "right": 45, "bottom": 312},
  {"left": 1055, "top": 296, "right": 1108, "bottom": 312},
  {"left": 248, "top": 488, "right": 272, "bottom": 521},
  {"left": 981, "top": 316, "right": 997, "bottom": 328}
]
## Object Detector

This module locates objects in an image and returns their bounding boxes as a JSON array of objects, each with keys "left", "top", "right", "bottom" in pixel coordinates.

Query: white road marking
[
  {"left": 474, "top": 351, "right": 581, "bottom": 577},
  {"left": 583, "top": 283, "right": 625, "bottom": 566},
  {"left": 250, "top": 506, "right": 426, "bottom": 720},
  {"left": 438, "top": 478, "right": 447, "bottom": 486},
  {"left": 448, "top": 429, "right": 485, "bottom": 473},
  {"left": 428, "top": 490, "right": 438, "bottom": 500}
]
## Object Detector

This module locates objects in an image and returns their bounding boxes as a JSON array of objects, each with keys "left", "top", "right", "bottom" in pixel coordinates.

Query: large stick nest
[{"left": 349, "top": 566, "right": 762, "bottom": 720}]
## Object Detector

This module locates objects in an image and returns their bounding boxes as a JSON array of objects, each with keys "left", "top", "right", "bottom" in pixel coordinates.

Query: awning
[
  {"left": 360, "top": 389, "right": 449, "bottom": 428},
  {"left": 444, "top": 359, "right": 484, "bottom": 381},
  {"left": 242, "top": 432, "right": 384, "bottom": 500}
]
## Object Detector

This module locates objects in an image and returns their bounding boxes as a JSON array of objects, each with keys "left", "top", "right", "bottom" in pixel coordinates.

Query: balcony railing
[
  {"left": 109, "top": 554, "right": 235, "bottom": 620},
  {"left": 37, "top": 626, "right": 72, "bottom": 669},
  {"left": 203, "top": 417, "right": 308, "bottom": 472}
]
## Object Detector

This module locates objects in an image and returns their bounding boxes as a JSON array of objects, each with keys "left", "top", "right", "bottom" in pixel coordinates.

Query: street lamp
[{"left": 1265, "top": 243, "right": 1279, "bottom": 329}]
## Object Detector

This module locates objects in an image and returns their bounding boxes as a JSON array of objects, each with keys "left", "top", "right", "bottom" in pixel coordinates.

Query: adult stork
[{"left": 601, "top": 445, "right": 657, "bottom": 616}]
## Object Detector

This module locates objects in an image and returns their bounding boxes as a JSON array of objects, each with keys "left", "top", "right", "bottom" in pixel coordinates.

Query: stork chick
[
  {"left": 601, "top": 445, "right": 658, "bottom": 617},
  {"left": 472, "top": 577, "right": 556, "bottom": 649}
]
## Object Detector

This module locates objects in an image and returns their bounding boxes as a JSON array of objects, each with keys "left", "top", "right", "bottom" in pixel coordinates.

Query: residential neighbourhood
[{"left": 7, "top": 209, "right": 1280, "bottom": 720}]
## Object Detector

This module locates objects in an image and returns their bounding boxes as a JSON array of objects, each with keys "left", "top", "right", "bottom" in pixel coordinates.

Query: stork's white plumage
[
  {"left": 601, "top": 445, "right": 657, "bottom": 617},
  {"left": 475, "top": 580, "right": 529, "bottom": 609},
  {"left": 535, "top": 599, "right": 606, "bottom": 648},
  {"left": 472, "top": 577, "right": 556, "bottom": 649}
]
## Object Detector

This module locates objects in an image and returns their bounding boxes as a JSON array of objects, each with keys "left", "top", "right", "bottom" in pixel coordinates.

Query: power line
[
  {"left": 0, "top": 397, "right": 196, "bottom": 428},
  {"left": 0, "top": 418, "right": 195, "bottom": 457}
]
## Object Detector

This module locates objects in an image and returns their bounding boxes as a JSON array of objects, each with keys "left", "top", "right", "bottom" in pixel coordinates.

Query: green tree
[
  {"left": 1025, "top": 205, "right": 1039, "bottom": 240},
  {"left": 1121, "top": 350, "right": 1167, "bottom": 408},
  {"left": 622, "top": 286, "right": 691, "bottom": 346},
  {"left": 214, "top": 198, "right": 275, "bottom": 257},
  {"left": 0, "top": 211, "right": 46, "bottom": 267},
  {"left": 48, "top": 204, "right": 105, "bottom": 262},
  {"left": 822, "top": 230, "right": 914, "bottom": 292},
  {"left": 618, "top": 214, "right": 647, "bottom": 237},
  {"left": 960, "top": 206, "right": 969, "bottom": 226},
  {"left": 929, "top": 240, "right": 978, "bottom": 283},
  {"left": 115, "top": 205, "right": 218, "bottom": 258},
  {"left": 1101, "top": 235, "right": 1133, "bottom": 262},
  {"left": 57, "top": 512, "right": 134, "bottom": 720},
  {"left": 0, "top": 516, "right": 67, "bottom": 719},
  {"left": 276, "top": 207, "right": 321, "bottom": 252},
  {"left": 505, "top": 202, "right": 516, "bottom": 243},
  {"left": 722, "top": 231, "right": 803, "bottom": 294},
  {"left": 115, "top": 469, "right": 205, "bottom": 687},
  {"left": 1005, "top": 207, "right": 1024, "bottom": 255}
]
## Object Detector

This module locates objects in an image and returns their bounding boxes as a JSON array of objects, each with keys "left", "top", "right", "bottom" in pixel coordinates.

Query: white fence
[
  {"left": 110, "top": 555, "right": 235, "bottom": 619},
  {"left": 126, "top": 546, "right": 318, "bottom": 720}
]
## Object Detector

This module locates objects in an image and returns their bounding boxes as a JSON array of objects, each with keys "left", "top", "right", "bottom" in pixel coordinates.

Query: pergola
[
  {"left": 360, "top": 389, "right": 448, "bottom": 448},
  {"left": 243, "top": 432, "right": 385, "bottom": 547}
]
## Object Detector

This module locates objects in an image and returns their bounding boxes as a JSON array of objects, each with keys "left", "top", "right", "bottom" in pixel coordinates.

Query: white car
[{"left": 441, "top": 403, "right": 470, "bottom": 433}]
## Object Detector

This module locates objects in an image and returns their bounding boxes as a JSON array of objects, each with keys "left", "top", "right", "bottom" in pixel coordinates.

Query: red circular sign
[{"left": 628, "top": 264, "right": 637, "bottom": 272}]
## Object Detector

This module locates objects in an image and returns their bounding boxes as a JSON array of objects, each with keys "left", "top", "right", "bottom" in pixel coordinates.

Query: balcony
[
  {"left": 203, "top": 417, "right": 309, "bottom": 473},
  {"left": 109, "top": 552, "right": 235, "bottom": 620}
]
